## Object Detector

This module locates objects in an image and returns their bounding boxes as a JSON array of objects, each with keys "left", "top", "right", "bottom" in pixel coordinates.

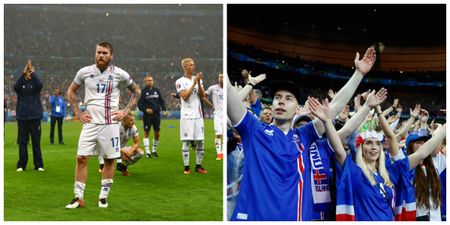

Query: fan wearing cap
[
  {"left": 227, "top": 46, "right": 377, "bottom": 221},
  {"left": 405, "top": 125, "right": 446, "bottom": 221}
]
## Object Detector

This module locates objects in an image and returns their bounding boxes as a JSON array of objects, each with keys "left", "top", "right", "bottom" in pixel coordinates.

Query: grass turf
[{"left": 4, "top": 119, "right": 223, "bottom": 221}]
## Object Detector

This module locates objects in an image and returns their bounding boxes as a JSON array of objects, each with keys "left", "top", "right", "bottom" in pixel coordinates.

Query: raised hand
[
  {"left": 419, "top": 109, "right": 429, "bottom": 122},
  {"left": 24, "top": 59, "right": 34, "bottom": 80},
  {"left": 194, "top": 72, "right": 203, "bottom": 83},
  {"left": 366, "top": 88, "right": 388, "bottom": 108},
  {"left": 410, "top": 104, "right": 421, "bottom": 119},
  {"left": 241, "top": 69, "right": 250, "bottom": 83},
  {"left": 328, "top": 89, "right": 336, "bottom": 99},
  {"left": 308, "top": 96, "right": 330, "bottom": 122},
  {"left": 396, "top": 104, "right": 403, "bottom": 113},
  {"left": 393, "top": 98, "right": 399, "bottom": 108},
  {"left": 354, "top": 47, "right": 376, "bottom": 75},
  {"left": 248, "top": 73, "right": 266, "bottom": 85},
  {"left": 297, "top": 104, "right": 311, "bottom": 116},
  {"left": 360, "top": 89, "right": 371, "bottom": 100}
]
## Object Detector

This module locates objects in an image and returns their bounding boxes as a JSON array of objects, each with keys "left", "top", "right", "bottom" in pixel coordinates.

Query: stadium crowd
[
  {"left": 5, "top": 5, "right": 222, "bottom": 121},
  {"left": 227, "top": 45, "right": 446, "bottom": 221}
]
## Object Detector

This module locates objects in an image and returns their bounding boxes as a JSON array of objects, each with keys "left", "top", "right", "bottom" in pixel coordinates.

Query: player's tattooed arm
[
  {"left": 67, "top": 81, "right": 91, "bottom": 123},
  {"left": 126, "top": 82, "right": 141, "bottom": 111},
  {"left": 113, "top": 82, "right": 141, "bottom": 121}
]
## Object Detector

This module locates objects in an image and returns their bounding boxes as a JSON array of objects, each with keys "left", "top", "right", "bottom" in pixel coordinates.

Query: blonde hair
[
  {"left": 181, "top": 58, "right": 193, "bottom": 68},
  {"left": 355, "top": 143, "right": 393, "bottom": 187}
]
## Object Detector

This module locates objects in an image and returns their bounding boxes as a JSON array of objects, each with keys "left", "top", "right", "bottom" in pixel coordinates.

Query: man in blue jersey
[{"left": 226, "top": 47, "right": 376, "bottom": 221}]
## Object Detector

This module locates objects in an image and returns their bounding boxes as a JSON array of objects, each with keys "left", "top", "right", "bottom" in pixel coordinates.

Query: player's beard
[{"left": 96, "top": 58, "right": 110, "bottom": 71}]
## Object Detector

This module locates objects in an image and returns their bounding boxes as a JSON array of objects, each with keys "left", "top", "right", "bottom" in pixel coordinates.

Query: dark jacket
[
  {"left": 14, "top": 73, "right": 43, "bottom": 120},
  {"left": 138, "top": 86, "right": 166, "bottom": 114}
]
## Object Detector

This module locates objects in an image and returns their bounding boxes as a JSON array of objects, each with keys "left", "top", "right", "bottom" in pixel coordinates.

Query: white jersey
[
  {"left": 206, "top": 84, "right": 224, "bottom": 118},
  {"left": 175, "top": 76, "right": 203, "bottom": 119},
  {"left": 74, "top": 64, "right": 133, "bottom": 124},
  {"left": 119, "top": 123, "right": 139, "bottom": 148}
]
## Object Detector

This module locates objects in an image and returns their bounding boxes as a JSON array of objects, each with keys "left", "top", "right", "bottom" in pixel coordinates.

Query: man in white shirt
[
  {"left": 175, "top": 58, "right": 207, "bottom": 174},
  {"left": 205, "top": 73, "right": 224, "bottom": 160},
  {"left": 65, "top": 42, "right": 141, "bottom": 209}
]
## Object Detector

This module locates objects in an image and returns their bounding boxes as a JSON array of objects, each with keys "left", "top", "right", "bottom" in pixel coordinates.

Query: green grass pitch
[{"left": 4, "top": 119, "right": 223, "bottom": 221}]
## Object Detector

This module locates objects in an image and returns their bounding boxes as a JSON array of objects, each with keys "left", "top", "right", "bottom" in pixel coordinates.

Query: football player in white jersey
[
  {"left": 65, "top": 42, "right": 141, "bottom": 209},
  {"left": 205, "top": 73, "right": 224, "bottom": 160},
  {"left": 175, "top": 58, "right": 207, "bottom": 174},
  {"left": 98, "top": 113, "right": 144, "bottom": 176}
]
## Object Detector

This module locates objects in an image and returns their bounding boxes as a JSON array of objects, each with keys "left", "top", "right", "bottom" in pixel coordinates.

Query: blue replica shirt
[
  {"left": 49, "top": 95, "right": 66, "bottom": 117},
  {"left": 336, "top": 155, "right": 399, "bottom": 221},
  {"left": 231, "top": 111, "right": 320, "bottom": 221},
  {"left": 302, "top": 138, "right": 336, "bottom": 221},
  {"left": 250, "top": 98, "right": 262, "bottom": 118},
  {"left": 227, "top": 143, "right": 244, "bottom": 220}
]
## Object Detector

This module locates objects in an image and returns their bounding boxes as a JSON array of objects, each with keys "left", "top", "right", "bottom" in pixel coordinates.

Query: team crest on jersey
[
  {"left": 108, "top": 75, "right": 113, "bottom": 80},
  {"left": 264, "top": 129, "right": 274, "bottom": 136},
  {"left": 292, "top": 134, "right": 304, "bottom": 152}
]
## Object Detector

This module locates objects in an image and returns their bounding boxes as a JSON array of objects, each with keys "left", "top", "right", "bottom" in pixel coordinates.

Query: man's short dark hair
[{"left": 97, "top": 41, "right": 113, "bottom": 54}]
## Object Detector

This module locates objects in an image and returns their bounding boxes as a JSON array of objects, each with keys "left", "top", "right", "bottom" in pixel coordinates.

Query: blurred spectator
[{"left": 49, "top": 87, "right": 66, "bottom": 144}]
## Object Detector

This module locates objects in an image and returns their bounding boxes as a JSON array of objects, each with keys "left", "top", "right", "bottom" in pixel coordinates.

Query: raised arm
[
  {"left": 395, "top": 104, "right": 420, "bottom": 141},
  {"left": 375, "top": 101, "right": 400, "bottom": 157},
  {"left": 309, "top": 97, "right": 346, "bottom": 167},
  {"left": 313, "top": 47, "right": 377, "bottom": 134},
  {"left": 226, "top": 73, "right": 247, "bottom": 125},
  {"left": 382, "top": 98, "right": 398, "bottom": 117},
  {"left": 408, "top": 124, "right": 446, "bottom": 170},
  {"left": 238, "top": 74, "right": 266, "bottom": 101},
  {"left": 338, "top": 88, "right": 387, "bottom": 143}
]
